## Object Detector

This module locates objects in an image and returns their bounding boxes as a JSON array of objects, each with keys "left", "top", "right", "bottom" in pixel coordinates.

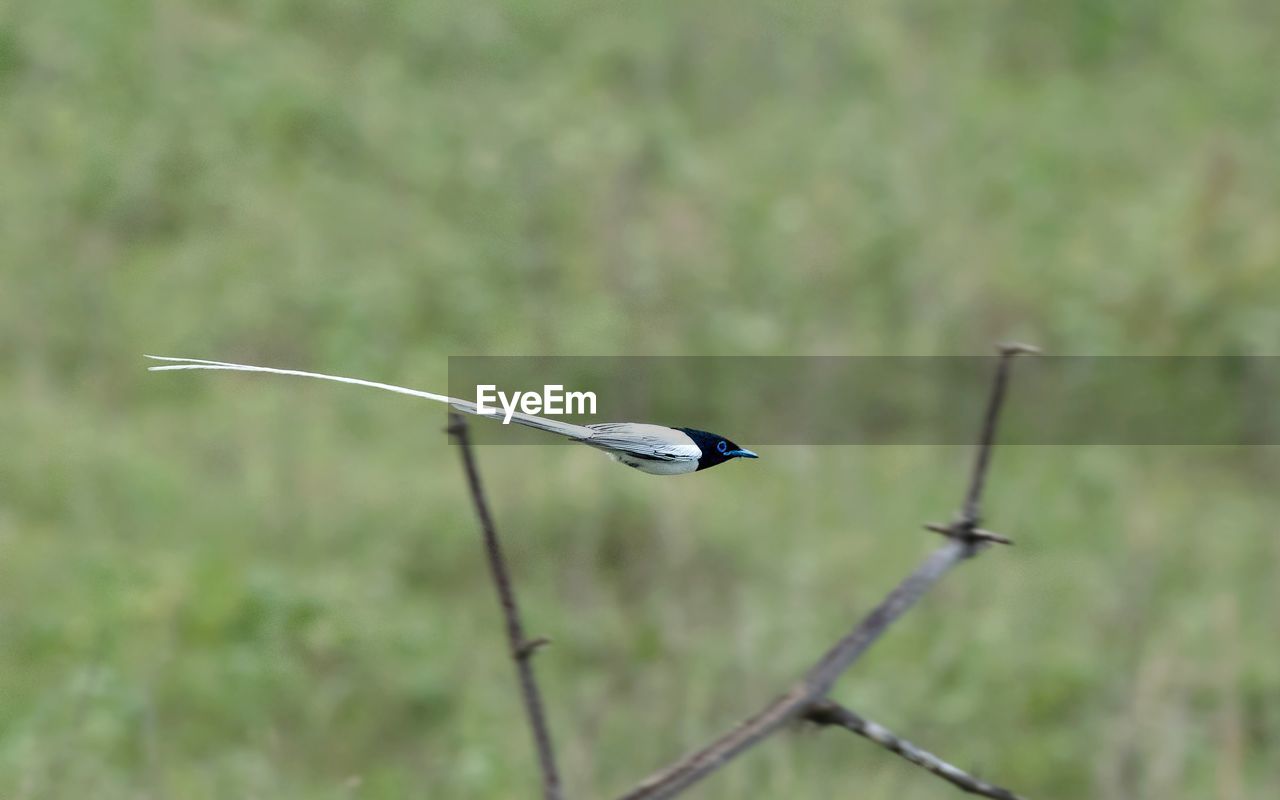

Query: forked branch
[{"left": 616, "top": 344, "right": 1036, "bottom": 800}]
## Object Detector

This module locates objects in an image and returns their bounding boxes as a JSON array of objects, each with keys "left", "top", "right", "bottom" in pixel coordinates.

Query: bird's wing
[
  {"left": 145, "top": 356, "right": 595, "bottom": 440},
  {"left": 583, "top": 423, "right": 701, "bottom": 461}
]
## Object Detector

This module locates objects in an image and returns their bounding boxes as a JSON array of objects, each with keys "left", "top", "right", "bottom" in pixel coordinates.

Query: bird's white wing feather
[
  {"left": 145, "top": 356, "right": 595, "bottom": 440},
  {"left": 583, "top": 423, "right": 700, "bottom": 461}
]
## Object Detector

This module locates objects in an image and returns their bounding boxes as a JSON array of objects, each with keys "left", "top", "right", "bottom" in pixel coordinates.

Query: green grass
[{"left": 2, "top": 1, "right": 1279, "bottom": 797}]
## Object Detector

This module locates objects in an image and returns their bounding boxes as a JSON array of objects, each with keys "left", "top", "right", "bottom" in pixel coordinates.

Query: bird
[{"left": 146, "top": 355, "right": 759, "bottom": 475}]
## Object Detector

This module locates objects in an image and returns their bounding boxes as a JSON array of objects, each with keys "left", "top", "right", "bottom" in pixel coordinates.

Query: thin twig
[
  {"left": 448, "top": 413, "right": 563, "bottom": 800},
  {"left": 617, "top": 345, "right": 1034, "bottom": 800},
  {"left": 805, "top": 701, "right": 1026, "bottom": 800},
  {"left": 960, "top": 343, "right": 1039, "bottom": 529}
]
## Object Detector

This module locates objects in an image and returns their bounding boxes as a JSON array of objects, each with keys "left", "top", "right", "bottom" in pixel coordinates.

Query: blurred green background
[{"left": 2, "top": 1, "right": 1279, "bottom": 798}]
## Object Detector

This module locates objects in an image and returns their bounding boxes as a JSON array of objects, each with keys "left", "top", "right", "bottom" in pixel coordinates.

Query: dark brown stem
[
  {"left": 616, "top": 345, "right": 1035, "bottom": 800},
  {"left": 960, "top": 343, "right": 1038, "bottom": 529},
  {"left": 805, "top": 701, "right": 1026, "bottom": 800},
  {"left": 449, "top": 412, "right": 563, "bottom": 800}
]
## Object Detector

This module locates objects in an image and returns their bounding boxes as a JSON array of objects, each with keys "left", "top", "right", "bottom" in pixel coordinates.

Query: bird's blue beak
[{"left": 726, "top": 449, "right": 758, "bottom": 459}]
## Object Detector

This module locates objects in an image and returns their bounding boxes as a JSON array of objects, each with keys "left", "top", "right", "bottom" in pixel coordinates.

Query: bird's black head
[{"left": 678, "top": 428, "right": 759, "bottom": 471}]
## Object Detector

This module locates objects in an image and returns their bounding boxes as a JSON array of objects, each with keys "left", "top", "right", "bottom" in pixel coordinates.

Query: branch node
[
  {"left": 802, "top": 699, "right": 841, "bottom": 725},
  {"left": 924, "top": 523, "right": 1014, "bottom": 546},
  {"left": 517, "top": 637, "right": 553, "bottom": 659},
  {"left": 445, "top": 411, "right": 468, "bottom": 439}
]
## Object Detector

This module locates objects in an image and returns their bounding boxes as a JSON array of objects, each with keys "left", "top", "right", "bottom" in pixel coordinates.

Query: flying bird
[{"left": 146, "top": 356, "right": 759, "bottom": 475}]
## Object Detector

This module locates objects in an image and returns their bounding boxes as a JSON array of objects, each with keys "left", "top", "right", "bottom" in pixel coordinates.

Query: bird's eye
[{"left": 717, "top": 440, "right": 728, "bottom": 453}]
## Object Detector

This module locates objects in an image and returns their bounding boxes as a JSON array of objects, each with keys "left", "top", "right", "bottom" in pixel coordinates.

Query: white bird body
[
  {"left": 146, "top": 356, "right": 755, "bottom": 476},
  {"left": 586, "top": 423, "right": 703, "bottom": 475}
]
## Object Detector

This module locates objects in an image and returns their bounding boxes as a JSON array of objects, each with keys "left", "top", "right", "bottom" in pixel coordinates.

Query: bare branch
[
  {"left": 448, "top": 413, "right": 563, "bottom": 800},
  {"left": 616, "top": 541, "right": 972, "bottom": 800},
  {"left": 959, "top": 343, "right": 1038, "bottom": 529},
  {"left": 805, "top": 701, "right": 1026, "bottom": 800},
  {"left": 617, "top": 345, "right": 1034, "bottom": 800}
]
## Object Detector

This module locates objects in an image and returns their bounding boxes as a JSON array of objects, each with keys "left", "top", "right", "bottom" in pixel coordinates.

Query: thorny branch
[
  {"left": 449, "top": 412, "right": 563, "bottom": 800},
  {"left": 804, "top": 701, "right": 1024, "bottom": 800},
  {"left": 616, "top": 344, "right": 1037, "bottom": 800}
]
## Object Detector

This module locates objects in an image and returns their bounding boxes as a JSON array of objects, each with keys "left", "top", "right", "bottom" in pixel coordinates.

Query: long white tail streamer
[{"left": 145, "top": 355, "right": 595, "bottom": 439}]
